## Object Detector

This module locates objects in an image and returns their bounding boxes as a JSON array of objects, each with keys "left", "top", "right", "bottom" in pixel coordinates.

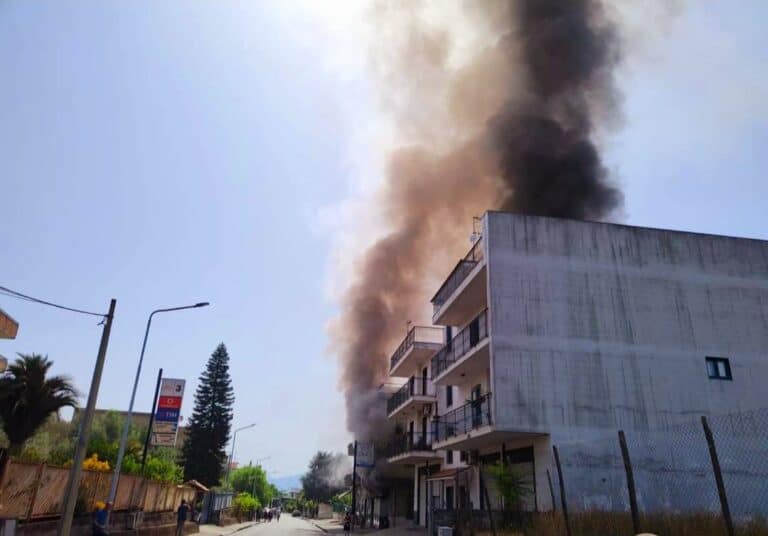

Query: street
[{"left": 239, "top": 516, "right": 324, "bottom": 535}]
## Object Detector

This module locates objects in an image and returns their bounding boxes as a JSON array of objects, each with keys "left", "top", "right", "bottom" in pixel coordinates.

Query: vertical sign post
[{"left": 151, "top": 378, "right": 185, "bottom": 447}]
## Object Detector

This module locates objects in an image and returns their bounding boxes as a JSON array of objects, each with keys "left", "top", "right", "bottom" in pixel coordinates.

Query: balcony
[
  {"left": 389, "top": 326, "right": 444, "bottom": 377},
  {"left": 431, "top": 238, "right": 486, "bottom": 326},
  {"left": 433, "top": 393, "right": 492, "bottom": 446},
  {"left": 430, "top": 309, "right": 489, "bottom": 385},
  {"left": 386, "top": 432, "right": 440, "bottom": 465},
  {"left": 386, "top": 376, "right": 437, "bottom": 419}
]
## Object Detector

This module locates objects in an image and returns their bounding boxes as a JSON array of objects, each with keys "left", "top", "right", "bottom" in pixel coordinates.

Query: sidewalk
[
  {"left": 198, "top": 521, "right": 258, "bottom": 536},
  {"left": 311, "top": 518, "right": 427, "bottom": 535}
]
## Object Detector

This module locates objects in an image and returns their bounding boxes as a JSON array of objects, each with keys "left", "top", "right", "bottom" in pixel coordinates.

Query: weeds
[{"left": 475, "top": 511, "right": 768, "bottom": 536}]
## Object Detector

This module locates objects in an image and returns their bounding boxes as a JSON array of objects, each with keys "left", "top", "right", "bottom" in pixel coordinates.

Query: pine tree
[{"left": 182, "top": 343, "right": 234, "bottom": 487}]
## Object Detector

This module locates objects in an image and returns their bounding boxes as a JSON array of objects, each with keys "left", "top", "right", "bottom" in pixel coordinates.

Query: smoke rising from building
[{"left": 333, "top": 0, "right": 623, "bottom": 440}]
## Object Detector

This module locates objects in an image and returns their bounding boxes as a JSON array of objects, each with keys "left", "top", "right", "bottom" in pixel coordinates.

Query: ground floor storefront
[{"left": 406, "top": 436, "right": 550, "bottom": 530}]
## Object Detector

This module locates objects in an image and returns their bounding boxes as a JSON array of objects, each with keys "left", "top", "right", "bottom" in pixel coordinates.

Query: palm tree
[{"left": 0, "top": 354, "right": 78, "bottom": 456}]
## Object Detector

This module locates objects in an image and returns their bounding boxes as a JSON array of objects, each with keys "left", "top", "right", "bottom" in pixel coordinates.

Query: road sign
[
  {"left": 157, "top": 396, "right": 182, "bottom": 409},
  {"left": 152, "top": 378, "right": 185, "bottom": 446},
  {"left": 159, "top": 378, "right": 185, "bottom": 397},
  {"left": 155, "top": 408, "right": 180, "bottom": 423},
  {"left": 356, "top": 442, "right": 375, "bottom": 468},
  {"left": 152, "top": 422, "right": 177, "bottom": 434},
  {"left": 152, "top": 433, "right": 177, "bottom": 447}
]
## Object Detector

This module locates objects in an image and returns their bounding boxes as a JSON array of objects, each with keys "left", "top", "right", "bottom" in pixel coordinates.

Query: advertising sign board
[
  {"left": 151, "top": 378, "right": 185, "bottom": 446},
  {"left": 356, "top": 442, "right": 375, "bottom": 468}
]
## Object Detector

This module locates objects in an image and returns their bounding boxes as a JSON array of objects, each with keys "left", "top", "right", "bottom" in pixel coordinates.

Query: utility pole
[
  {"left": 140, "top": 368, "right": 163, "bottom": 474},
  {"left": 350, "top": 441, "right": 357, "bottom": 531},
  {"left": 58, "top": 299, "right": 117, "bottom": 536}
]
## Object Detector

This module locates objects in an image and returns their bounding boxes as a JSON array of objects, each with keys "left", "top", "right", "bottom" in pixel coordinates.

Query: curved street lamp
[
  {"left": 226, "top": 422, "right": 258, "bottom": 487},
  {"left": 107, "top": 302, "right": 210, "bottom": 505}
]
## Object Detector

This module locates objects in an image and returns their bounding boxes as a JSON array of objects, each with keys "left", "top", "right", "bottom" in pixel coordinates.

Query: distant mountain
[{"left": 270, "top": 473, "right": 302, "bottom": 492}]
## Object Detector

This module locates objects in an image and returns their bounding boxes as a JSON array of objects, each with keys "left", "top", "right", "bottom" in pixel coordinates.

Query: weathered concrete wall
[
  {"left": 483, "top": 212, "right": 768, "bottom": 512},
  {"left": 486, "top": 211, "right": 768, "bottom": 435}
]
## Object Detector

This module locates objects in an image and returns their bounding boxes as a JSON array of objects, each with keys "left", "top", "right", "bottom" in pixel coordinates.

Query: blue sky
[{"left": 1, "top": 1, "right": 767, "bottom": 479}]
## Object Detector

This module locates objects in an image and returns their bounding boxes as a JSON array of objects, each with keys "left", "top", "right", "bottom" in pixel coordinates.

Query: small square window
[{"left": 706, "top": 357, "right": 732, "bottom": 380}]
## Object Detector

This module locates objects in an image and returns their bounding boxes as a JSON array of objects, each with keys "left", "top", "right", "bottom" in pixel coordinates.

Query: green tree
[
  {"left": 84, "top": 411, "right": 147, "bottom": 467},
  {"left": 301, "top": 451, "right": 347, "bottom": 503},
  {"left": 181, "top": 343, "right": 234, "bottom": 487},
  {"left": 0, "top": 354, "right": 78, "bottom": 482},
  {"left": 231, "top": 465, "right": 276, "bottom": 506},
  {"left": 0, "top": 354, "right": 78, "bottom": 455}
]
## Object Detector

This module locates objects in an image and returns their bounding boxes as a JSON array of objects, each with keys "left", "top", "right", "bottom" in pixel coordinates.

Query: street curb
[
  {"left": 203, "top": 522, "right": 257, "bottom": 536},
  {"left": 311, "top": 521, "right": 328, "bottom": 533},
  {"left": 231, "top": 523, "right": 256, "bottom": 534}
]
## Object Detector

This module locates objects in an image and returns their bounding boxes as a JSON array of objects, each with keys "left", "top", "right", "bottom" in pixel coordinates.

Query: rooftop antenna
[{"left": 470, "top": 216, "right": 482, "bottom": 244}]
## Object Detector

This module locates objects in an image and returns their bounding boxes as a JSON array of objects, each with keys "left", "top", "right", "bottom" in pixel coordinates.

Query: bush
[
  {"left": 232, "top": 493, "right": 260, "bottom": 520},
  {"left": 82, "top": 453, "right": 110, "bottom": 472}
]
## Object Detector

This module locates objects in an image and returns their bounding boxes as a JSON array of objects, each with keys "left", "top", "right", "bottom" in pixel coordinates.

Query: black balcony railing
[
  {"left": 386, "top": 376, "right": 436, "bottom": 415},
  {"left": 430, "top": 309, "right": 488, "bottom": 379},
  {"left": 433, "top": 393, "right": 492, "bottom": 442},
  {"left": 431, "top": 238, "right": 484, "bottom": 315},
  {"left": 386, "top": 431, "right": 435, "bottom": 458},
  {"left": 389, "top": 326, "right": 444, "bottom": 372}
]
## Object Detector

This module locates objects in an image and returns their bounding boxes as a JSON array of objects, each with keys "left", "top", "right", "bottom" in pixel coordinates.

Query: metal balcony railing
[
  {"left": 430, "top": 309, "right": 488, "bottom": 379},
  {"left": 389, "top": 326, "right": 445, "bottom": 372},
  {"left": 386, "top": 431, "right": 435, "bottom": 458},
  {"left": 386, "top": 377, "right": 437, "bottom": 416},
  {"left": 431, "top": 238, "right": 484, "bottom": 316},
  {"left": 433, "top": 393, "right": 492, "bottom": 442}
]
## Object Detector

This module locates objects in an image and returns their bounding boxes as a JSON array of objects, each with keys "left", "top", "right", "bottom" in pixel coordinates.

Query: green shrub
[{"left": 232, "top": 492, "right": 260, "bottom": 520}]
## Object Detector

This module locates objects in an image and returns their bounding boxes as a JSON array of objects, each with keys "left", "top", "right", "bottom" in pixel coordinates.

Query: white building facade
[{"left": 384, "top": 211, "right": 768, "bottom": 522}]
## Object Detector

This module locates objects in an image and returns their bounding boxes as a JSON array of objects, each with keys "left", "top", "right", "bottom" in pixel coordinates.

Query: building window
[
  {"left": 706, "top": 357, "right": 732, "bottom": 380},
  {"left": 460, "top": 451, "right": 467, "bottom": 463},
  {"left": 446, "top": 450, "right": 454, "bottom": 464},
  {"left": 446, "top": 385, "right": 453, "bottom": 407}
]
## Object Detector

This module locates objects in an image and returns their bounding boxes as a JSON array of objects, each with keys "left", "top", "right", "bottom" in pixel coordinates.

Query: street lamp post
[
  {"left": 251, "top": 456, "right": 271, "bottom": 498},
  {"left": 107, "top": 302, "right": 209, "bottom": 506},
  {"left": 226, "top": 423, "right": 257, "bottom": 488}
]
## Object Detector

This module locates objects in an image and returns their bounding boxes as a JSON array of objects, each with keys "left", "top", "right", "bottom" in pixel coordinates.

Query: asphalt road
[{"left": 240, "top": 516, "right": 324, "bottom": 535}]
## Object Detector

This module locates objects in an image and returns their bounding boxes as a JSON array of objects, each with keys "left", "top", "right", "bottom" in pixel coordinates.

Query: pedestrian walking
[
  {"left": 343, "top": 511, "right": 351, "bottom": 536},
  {"left": 176, "top": 499, "right": 189, "bottom": 536},
  {"left": 92, "top": 501, "right": 112, "bottom": 536}
]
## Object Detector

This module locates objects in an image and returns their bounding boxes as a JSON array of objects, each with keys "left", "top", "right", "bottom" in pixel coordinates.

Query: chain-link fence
[{"left": 552, "top": 408, "right": 768, "bottom": 533}]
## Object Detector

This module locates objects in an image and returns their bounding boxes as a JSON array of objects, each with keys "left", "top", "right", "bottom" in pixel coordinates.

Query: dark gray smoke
[
  {"left": 334, "top": 0, "right": 623, "bottom": 440},
  {"left": 493, "top": 0, "right": 622, "bottom": 218}
]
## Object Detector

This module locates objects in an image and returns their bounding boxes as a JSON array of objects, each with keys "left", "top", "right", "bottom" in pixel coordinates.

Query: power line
[{"left": 0, "top": 285, "right": 107, "bottom": 318}]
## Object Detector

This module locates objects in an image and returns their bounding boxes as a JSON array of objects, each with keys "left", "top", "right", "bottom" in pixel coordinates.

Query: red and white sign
[{"left": 158, "top": 396, "right": 182, "bottom": 409}]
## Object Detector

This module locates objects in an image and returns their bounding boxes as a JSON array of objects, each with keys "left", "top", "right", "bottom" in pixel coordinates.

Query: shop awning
[
  {"left": 0, "top": 307, "right": 19, "bottom": 339},
  {"left": 185, "top": 479, "right": 209, "bottom": 492},
  {"left": 426, "top": 469, "right": 461, "bottom": 481}
]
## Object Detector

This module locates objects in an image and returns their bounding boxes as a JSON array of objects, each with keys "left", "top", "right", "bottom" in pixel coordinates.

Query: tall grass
[{"left": 475, "top": 511, "right": 768, "bottom": 536}]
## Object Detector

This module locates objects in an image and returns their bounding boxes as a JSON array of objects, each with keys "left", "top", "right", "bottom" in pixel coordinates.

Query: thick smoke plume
[{"left": 333, "top": 0, "right": 623, "bottom": 440}]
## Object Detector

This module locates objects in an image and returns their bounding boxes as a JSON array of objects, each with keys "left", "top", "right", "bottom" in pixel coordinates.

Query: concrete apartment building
[{"left": 382, "top": 211, "right": 768, "bottom": 524}]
